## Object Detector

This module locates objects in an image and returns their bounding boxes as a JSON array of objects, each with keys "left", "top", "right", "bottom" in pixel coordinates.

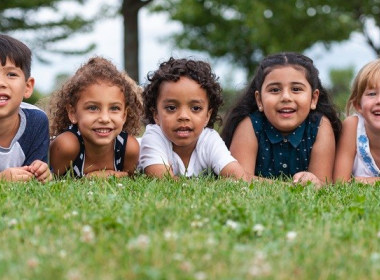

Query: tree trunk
[{"left": 122, "top": 0, "right": 151, "bottom": 84}]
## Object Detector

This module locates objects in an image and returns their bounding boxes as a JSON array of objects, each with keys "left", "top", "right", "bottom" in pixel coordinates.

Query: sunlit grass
[{"left": 1, "top": 176, "right": 380, "bottom": 279}]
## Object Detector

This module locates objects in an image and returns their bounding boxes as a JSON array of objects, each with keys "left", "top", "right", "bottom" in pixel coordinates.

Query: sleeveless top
[
  {"left": 353, "top": 114, "right": 380, "bottom": 177},
  {"left": 249, "top": 111, "right": 322, "bottom": 178},
  {"left": 66, "top": 125, "right": 128, "bottom": 177}
]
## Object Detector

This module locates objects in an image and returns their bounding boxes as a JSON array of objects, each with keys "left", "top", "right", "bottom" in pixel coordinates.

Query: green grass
[{"left": 1, "top": 176, "right": 380, "bottom": 279}]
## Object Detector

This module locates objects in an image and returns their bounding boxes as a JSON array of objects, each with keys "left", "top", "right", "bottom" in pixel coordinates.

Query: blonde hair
[{"left": 346, "top": 59, "right": 380, "bottom": 115}]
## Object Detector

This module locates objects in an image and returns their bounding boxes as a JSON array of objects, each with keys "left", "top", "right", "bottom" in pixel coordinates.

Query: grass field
[{"left": 1, "top": 176, "right": 380, "bottom": 280}]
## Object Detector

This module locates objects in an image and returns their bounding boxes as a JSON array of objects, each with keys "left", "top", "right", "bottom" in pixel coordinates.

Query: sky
[{"left": 30, "top": 3, "right": 378, "bottom": 94}]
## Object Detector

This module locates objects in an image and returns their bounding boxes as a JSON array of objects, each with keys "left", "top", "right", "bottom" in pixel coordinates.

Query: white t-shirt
[{"left": 139, "top": 124, "right": 237, "bottom": 177}]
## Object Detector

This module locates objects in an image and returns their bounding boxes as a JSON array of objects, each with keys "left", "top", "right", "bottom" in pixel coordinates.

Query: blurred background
[{"left": 1, "top": 0, "right": 379, "bottom": 112}]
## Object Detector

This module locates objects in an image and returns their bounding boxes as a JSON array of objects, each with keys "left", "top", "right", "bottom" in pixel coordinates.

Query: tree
[
  {"left": 151, "top": 0, "right": 378, "bottom": 77},
  {"left": 122, "top": 0, "right": 152, "bottom": 82},
  {"left": 328, "top": 66, "right": 355, "bottom": 113},
  {"left": 0, "top": 0, "right": 108, "bottom": 63}
]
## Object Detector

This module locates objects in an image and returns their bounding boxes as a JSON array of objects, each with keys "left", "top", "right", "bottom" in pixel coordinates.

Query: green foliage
[
  {"left": 2, "top": 176, "right": 380, "bottom": 279},
  {"left": 328, "top": 66, "right": 355, "bottom": 114},
  {"left": 0, "top": 0, "right": 112, "bottom": 62},
  {"left": 151, "top": 0, "right": 378, "bottom": 77}
]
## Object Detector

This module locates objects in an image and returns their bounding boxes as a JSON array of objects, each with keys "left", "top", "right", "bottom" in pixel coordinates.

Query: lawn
[{"left": 1, "top": 176, "right": 380, "bottom": 280}]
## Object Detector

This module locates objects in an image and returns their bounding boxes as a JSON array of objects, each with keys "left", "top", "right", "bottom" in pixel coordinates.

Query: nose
[
  {"left": 98, "top": 110, "right": 110, "bottom": 123},
  {"left": 280, "top": 88, "right": 292, "bottom": 102},
  {"left": 177, "top": 108, "right": 190, "bottom": 121}
]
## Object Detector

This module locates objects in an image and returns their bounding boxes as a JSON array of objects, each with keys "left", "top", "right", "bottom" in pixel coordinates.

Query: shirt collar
[{"left": 264, "top": 117, "right": 307, "bottom": 148}]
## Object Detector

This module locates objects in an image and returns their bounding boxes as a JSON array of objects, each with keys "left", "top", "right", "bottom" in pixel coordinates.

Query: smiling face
[
  {"left": 355, "top": 82, "right": 380, "bottom": 133},
  {"left": 255, "top": 66, "right": 319, "bottom": 135},
  {"left": 0, "top": 58, "right": 34, "bottom": 121},
  {"left": 67, "top": 82, "right": 127, "bottom": 148},
  {"left": 153, "top": 76, "right": 212, "bottom": 155}
]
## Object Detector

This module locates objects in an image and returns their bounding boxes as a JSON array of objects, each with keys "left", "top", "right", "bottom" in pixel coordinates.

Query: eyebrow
[
  {"left": 162, "top": 98, "right": 206, "bottom": 103},
  {"left": 265, "top": 81, "right": 307, "bottom": 87}
]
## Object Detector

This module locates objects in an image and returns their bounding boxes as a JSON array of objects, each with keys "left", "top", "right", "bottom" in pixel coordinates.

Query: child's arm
[
  {"left": 123, "top": 135, "right": 140, "bottom": 176},
  {"left": 333, "top": 116, "right": 357, "bottom": 183},
  {"left": 0, "top": 167, "right": 34, "bottom": 182},
  {"left": 303, "top": 116, "right": 335, "bottom": 184},
  {"left": 229, "top": 116, "right": 260, "bottom": 179},
  {"left": 49, "top": 132, "right": 80, "bottom": 176}
]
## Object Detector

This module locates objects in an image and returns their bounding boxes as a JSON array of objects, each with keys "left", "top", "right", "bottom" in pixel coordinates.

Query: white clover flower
[
  {"left": 252, "top": 224, "right": 265, "bottom": 236},
  {"left": 80, "top": 225, "right": 95, "bottom": 243},
  {"left": 128, "top": 234, "right": 150, "bottom": 250},
  {"left": 173, "top": 253, "right": 184, "bottom": 261},
  {"left": 377, "top": 231, "right": 380, "bottom": 238},
  {"left": 226, "top": 219, "right": 239, "bottom": 230},
  {"left": 8, "top": 218, "right": 17, "bottom": 227},
  {"left": 87, "top": 191, "right": 94, "bottom": 196},
  {"left": 206, "top": 236, "right": 217, "bottom": 245},
  {"left": 164, "top": 230, "right": 178, "bottom": 241},
  {"left": 72, "top": 211, "right": 78, "bottom": 216},
  {"left": 59, "top": 249, "right": 67, "bottom": 258},
  {"left": 117, "top": 183, "right": 124, "bottom": 188},
  {"left": 286, "top": 231, "right": 297, "bottom": 241},
  {"left": 191, "top": 221, "right": 204, "bottom": 228},
  {"left": 194, "top": 271, "right": 207, "bottom": 280},
  {"left": 371, "top": 252, "right": 380, "bottom": 262}
]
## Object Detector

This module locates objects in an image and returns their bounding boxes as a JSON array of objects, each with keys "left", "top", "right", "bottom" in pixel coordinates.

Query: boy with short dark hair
[{"left": 0, "top": 34, "right": 51, "bottom": 182}]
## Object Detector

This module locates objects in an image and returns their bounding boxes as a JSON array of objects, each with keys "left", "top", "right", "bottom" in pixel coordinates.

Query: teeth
[
  {"left": 280, "top": 109, "right": 294, "bottom": 113},
  {"left": 0, "top": 96, "right": 9, "bottom": 100},
  {"left": 95, "top": 129, "right": 111, "bottom": 133}
]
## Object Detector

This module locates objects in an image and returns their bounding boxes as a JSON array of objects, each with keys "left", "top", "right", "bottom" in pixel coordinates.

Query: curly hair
[
  {"left": 49, "top": 56, "right": 142, "bottom": 137},
  {"left": 142, "top": 57, "right": 224, "bottom": 128},
  {"left": 221, "top": 52, "right": 342, "bottom": 148}
]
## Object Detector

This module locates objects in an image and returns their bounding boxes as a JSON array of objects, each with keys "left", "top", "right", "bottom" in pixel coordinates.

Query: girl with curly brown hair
[
  {"left": 49, "top": 56, "right": 142, "bottom": 178},
  {"left": 139, "top": 57, "right": 246, "bottom": 180}
]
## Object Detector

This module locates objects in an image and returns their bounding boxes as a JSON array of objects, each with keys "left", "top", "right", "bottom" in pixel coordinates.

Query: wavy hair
[
  {"left": 221, "top": 52, "right": 342, "bottom": 147},
  {"left": 49, "top": 56, "right": 142, "bottom": 137}
]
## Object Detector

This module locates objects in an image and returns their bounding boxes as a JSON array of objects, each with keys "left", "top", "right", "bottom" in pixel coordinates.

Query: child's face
[
  {"left": 0, "top": 58, "right": 34, "bottom": 121},
  {"left": 153, "top": 76, "right": 212, "bottom": 156},
  {"left": 355, "top": 83, "right": 380, "bottom": 132},
  {"left": 255, "top": 66, "right": 319, "bottom": 135},
  {"left": 67, "top": 82, "right": 127, "bottom": 147}
]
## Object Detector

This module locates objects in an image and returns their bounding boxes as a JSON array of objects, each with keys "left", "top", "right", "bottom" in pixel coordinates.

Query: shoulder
[
  {"left": 125, "top": 135, "right": 140, "bottom": 155},
  {"left": 20, "top": 102, "right": 48, "bottom": 122},
  {"left": 141, "top": 124, "right": 167, "bottom": 144},
  {"left": 50, "top": 131, "right": 80, "bottom": 158},
  {"left": 342, "top": 115, "right": 359, "bottom": 128}
]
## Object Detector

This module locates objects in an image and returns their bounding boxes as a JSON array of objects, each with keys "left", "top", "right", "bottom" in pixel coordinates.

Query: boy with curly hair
[{"left": 139, "top": 57, "right": 246, "bottom": 180}]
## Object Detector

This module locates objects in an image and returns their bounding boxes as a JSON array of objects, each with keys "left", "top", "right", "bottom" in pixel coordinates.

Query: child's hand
[
  {"left": 293, "top": 171, "right": 322, "bottom": 188},
  {"left": 29, "top": 160, "right": 52, "bottom": 182},
  {"left": 0, "top": 167, "right": 34, "bottom": 182}
]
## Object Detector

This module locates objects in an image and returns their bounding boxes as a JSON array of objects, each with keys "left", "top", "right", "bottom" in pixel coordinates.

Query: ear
[
  {"left": 123, "top": 107, "right": 128, "bottom": 123},
  {"left": 23, "top": 77, "right": 35, "bottom": 99},
  {"left": 255, "top": 90, "right": 263, "bottom": 111},
  {"left": 66, "top": 104, "right": 77, "bottom": 124},
  {"left": 311, "top": 89, "right": 320, "bottom": 110},
  {"left": 353, "top": 100, "right": 362, "bottom": 113},
  {"left": 152, "top": 108, "right": 159, "bottom": 125},
  {"left": 205, "top": 109, "right": 213, "bottom": 127}
]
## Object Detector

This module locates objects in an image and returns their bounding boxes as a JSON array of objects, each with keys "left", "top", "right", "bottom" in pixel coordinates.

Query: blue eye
[{"left": 110, "top": 106, "right": 121, "bottom": 111}]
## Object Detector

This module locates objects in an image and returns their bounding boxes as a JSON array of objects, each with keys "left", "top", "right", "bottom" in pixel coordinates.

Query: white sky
[{"left": 30, "top": 4, "right": 378, "bottom": 93}]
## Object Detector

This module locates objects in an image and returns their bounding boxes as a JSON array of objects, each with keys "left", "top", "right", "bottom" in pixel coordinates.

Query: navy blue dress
[
  {"left": 65, "top": 125, "right": 128, "bottom": 177},
  {"left": 249, "top": 111, "right": 322, "bottom": 179}
]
